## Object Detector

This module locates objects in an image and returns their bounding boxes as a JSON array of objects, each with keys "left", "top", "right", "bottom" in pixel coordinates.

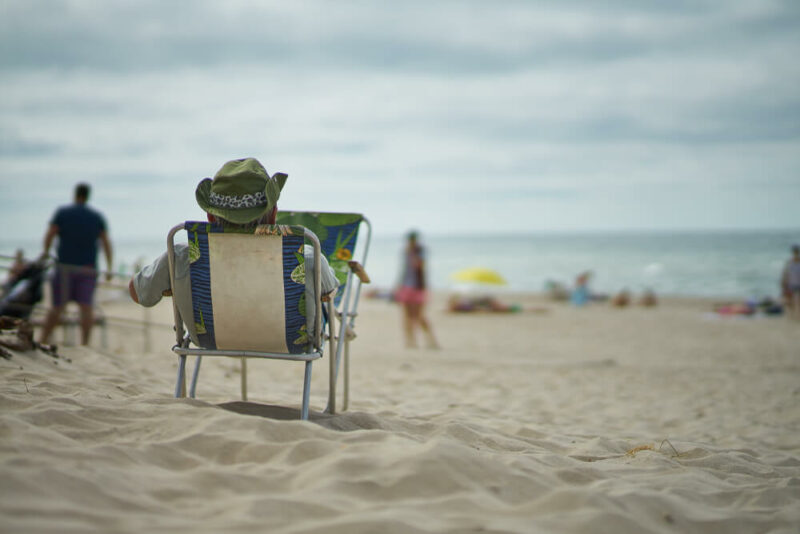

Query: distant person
[
  {"left": 571, "top": 271, "right": 592, "bottom": 306},
  {"left": 128, "top": 158, "right": 339, "bottom": 346},
  {"left": 544, "top": 280, "right": 570, "bottom": 301},
  {"left": 7, "top": 249, "right": 27, "bottom": 281},
  {"left": 781, "top": 245, "right": 800, "bottom": 319},
  {"left": 639, "top": 288, "right": 658, "bottom": 307},
  {"left": 0, "top": 248, "right": 46, "bottom": 320},
  {"left": 395, "top": 231, "right": 439, "bottom": 349},
  {"left": 2, "top": 249, "right": 27, "bottom": 294},
  {"left": 39, "top": 183, "right": 113, "bottom": 346},
  {"left": 447, "top": 294, "right": 521, "bottom": 313},
  {"left": 611, "top": 288, "right": 631, "bottom": 308}
]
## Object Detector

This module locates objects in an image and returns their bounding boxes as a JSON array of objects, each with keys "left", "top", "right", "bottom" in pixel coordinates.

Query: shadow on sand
[
  {"left": 217, "top": 401, "right": 335, "bottom": 423},
  {"left": 216, "top": 401, "right": 393, "bottom": 433}
]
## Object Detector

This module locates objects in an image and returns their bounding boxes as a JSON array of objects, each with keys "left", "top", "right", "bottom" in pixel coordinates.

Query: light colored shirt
[{"left": 133, "top": 243, "right": 338, "bottom": 347}]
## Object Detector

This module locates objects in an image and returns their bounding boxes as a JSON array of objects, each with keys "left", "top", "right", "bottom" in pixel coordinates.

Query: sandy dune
[{"left": 1, "top": 292, "right": 799, "bottom": 533}]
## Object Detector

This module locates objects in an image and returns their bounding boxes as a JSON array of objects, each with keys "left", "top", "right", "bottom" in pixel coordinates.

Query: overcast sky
[{"left": 1, "top": 0, "right": 799, "bottom": 240}]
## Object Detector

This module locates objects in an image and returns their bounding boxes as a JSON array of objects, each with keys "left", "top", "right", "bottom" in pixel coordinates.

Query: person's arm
[
  {"left": 414, "top": 247, "right": 426, "bottom": 290},
  {"left": 41, "top": 224, "right": 58, "bottom": 261},
  {"left": 130, "top": 251, "right": 172, "bottom": 306},
  {"left": 128, "top": 279, "right": 139, "bottom": 303},
  {"left": 305, "top": 245, "right": 339, "bottom": 299},
  {"left": 99, "top": 230, "right": 113, "bottom": 281}
]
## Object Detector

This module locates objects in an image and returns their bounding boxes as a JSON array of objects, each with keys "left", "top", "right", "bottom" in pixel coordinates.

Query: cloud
[
  {"left": 2, "top": 0, "right": 798, "bottom": 74},
  {"left": 0, "top": 1, "right": 799, "bottom": 239},
  {"left": 0, "top": 129, "right": 61, "bottom": 156}
]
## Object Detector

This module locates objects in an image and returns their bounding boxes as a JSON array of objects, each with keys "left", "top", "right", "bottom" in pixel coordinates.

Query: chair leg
[
  {"left": 326, "top": 302, "right": 337, "bottom": 414},
  {"left": 240, "top": 357, "right": 248, "bottom": 401},
  {"left": 301, "top": 361, "right": 313, "bottom": 420},
  {"left": 189, "top": 356, "right": 202, "bottom": 398},
  {"left": 343, "top": 339, "right": 350, "bottom": 411},
  {"left": 175, "top": 355, "right": 187, "bottom": 398}
]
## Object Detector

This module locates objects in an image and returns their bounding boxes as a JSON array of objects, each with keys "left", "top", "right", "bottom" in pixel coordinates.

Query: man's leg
[
  {"left": 78, "top": 304, "right": 93, "bottom": 345},
  {"left": 74, "top": 272, "right": 98, "bottom": 346},
  {"left": 39, "top": 305, "right": 65, "bottom": 345}
]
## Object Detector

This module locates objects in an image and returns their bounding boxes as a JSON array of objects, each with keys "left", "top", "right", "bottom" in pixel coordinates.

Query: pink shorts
[{"left": 395, "top": 286, "right": 427, "bottom": 305}]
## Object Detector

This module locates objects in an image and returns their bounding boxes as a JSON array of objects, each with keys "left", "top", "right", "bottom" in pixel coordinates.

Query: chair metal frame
[
  {"left": 276, "top": 212, "right": 372, "bottom": 415},
  {"left": 166, "top": 223, "right": 324, "bottom": 420},
  {"left": 322, "top": 216, "right": 372, "bottom": 415}
]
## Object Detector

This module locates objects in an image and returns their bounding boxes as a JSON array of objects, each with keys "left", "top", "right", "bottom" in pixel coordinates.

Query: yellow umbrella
[{"left": 450, "top": 267, "right": 508, "bottom": 286}]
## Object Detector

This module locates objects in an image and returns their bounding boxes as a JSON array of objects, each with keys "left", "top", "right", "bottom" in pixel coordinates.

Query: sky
[{"left": 1, "top": 0, "right": 799, "bottom": 241}]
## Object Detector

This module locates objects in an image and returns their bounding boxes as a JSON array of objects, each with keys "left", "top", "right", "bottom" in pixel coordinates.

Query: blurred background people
[
  {"left": 39, "top": 183, "right": 113, "bottom": 346},
  {"left": 611, "top": 288, "right": 631, "bottom": 308},
  {"left": 395, "top": 231, "right": 439, "bottom": 349},
  {"left": 639, "top": 288, "right": 658, "bottom": 307},
  {"left": 571, "top": 271, "right": 592, "bottom": 306},
  {"left": 781, "top": 245, "right": 800, "bottom": 319}
]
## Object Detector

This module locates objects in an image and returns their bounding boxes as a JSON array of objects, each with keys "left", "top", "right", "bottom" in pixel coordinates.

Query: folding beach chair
[
  {"left": 275, "top": 211, "right": 371, "bottom": 414},
  {"left": 166, "top": 222, "right": 324, "bottom": 420}
]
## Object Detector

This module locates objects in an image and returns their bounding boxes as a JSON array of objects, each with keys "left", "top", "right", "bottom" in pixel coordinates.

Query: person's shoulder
[
  {"left": 51, "top": 204, "right": 74, "bottom": 222},
  {"left": 53, "top": 204, "right": 73, "bottom": 216},
  {"left": 80, "top": 204, "right": 107, "bottom": 224},
  {"left": 85, "top": 203, "right": 105, "bottom": 217}
]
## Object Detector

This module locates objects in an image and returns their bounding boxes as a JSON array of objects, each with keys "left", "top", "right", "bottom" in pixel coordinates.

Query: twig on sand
[
  {"left": 625, "top": 438, "right": 682, "bottom": 458},
  {"left": 659, "top": 438, "right": 682, "bottom": 457},
  {"left": 626, "top": 444, "right": 655, "bottom": 456},
  {"left": 23, "top": 377, "right": 29, "bottom": 393}
]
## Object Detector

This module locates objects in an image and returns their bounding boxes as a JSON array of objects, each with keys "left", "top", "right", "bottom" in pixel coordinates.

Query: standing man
[{"left": 39, "top": 183, "right": 113, "bottom": 345}]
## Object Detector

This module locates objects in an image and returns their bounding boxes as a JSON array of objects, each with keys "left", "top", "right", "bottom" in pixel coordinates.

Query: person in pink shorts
[{"left": 395, "top": 231, "right": 439, "bottom": 349}]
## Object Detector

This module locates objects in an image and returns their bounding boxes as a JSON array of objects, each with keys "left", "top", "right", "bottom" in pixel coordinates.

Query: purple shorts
[{"left": 51, "top": 267, "right": 97, "bottom": 306}]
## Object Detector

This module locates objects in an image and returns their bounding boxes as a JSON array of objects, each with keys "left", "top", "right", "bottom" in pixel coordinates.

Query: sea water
[
  {"left": 2, "top": 230, "right": 797, "bottom": 299},
  {"left": 363, "top": 230, "right": 798, "bottom": 299}
]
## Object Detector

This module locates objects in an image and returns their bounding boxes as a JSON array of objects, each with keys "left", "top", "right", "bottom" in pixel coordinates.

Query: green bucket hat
[{"left": 195, "top": 158, "right": 288, "bottom": 225}]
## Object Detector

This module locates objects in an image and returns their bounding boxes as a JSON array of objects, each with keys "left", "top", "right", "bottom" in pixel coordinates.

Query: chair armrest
[{"left": 347, "top": 261, "right": 370, "bottom": 283}]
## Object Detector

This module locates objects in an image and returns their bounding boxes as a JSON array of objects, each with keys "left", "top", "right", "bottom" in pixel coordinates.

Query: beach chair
[
  {"left": 166, "top": 222, "right": 325, "bottom": 420},
  {"left": 275, "top": 211, "right": 371, "bottom": 414}
]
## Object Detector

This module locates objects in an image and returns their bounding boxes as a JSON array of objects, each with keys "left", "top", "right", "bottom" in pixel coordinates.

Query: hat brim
[{"left": 195, "top": 178, "right": 272, "bottom": 225}]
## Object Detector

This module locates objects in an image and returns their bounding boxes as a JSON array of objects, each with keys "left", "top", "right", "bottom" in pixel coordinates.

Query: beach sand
[{"left": 1, "top": 290, "right": 799, "bottom": 533}]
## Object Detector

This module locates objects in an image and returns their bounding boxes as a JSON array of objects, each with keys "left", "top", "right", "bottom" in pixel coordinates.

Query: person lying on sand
[{"left": 448, "top": 295, "right": 522, "bottom": 313}]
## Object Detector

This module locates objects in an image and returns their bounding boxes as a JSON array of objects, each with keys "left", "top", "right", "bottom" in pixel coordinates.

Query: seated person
[
  {"left": 639, "top": 289, "right": 657, "bottom": 307},
  {"left": 448, "top": 294, "right": 521, "bottom": 313},
  {"left": 128, "top": 158, "right": 339, "bottom": 346},
  {"left": 611, "top": 289, "right": 631, "bottom": 308},
  {"left": 571, "top": 271, "right": 592, "bottom": 306}
]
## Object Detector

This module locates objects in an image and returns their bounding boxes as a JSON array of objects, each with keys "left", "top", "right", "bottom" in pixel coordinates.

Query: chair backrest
[
  {"left": 180, "top": 222, "right": 319, "bottom": 354},
  {"left": 275, "top": 211, "right": 369, "bottom": 307}
]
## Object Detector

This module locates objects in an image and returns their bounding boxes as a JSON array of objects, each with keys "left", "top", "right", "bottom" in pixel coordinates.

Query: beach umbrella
[{"left": 450, "top": 267, "right": 508, "bottom": 286}]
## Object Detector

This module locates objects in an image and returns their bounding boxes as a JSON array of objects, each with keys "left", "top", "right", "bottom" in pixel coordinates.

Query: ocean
[{"left": 2, "top": 229, "right": 797, "bottom": 299}]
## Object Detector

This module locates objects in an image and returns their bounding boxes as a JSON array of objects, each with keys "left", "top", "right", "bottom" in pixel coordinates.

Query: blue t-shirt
[{"left": 51, "top": 203, "right": 107, "bottom": 267}]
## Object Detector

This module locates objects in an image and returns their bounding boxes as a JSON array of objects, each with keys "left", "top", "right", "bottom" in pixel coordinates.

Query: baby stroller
[{"left": 0, "top": 260, "right": 48, "bottom": 320}]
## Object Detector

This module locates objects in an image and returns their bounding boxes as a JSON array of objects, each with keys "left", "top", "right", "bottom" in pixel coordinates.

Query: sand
[{"left": 1, "top": 289, "right": 799, "bottom": 534}]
